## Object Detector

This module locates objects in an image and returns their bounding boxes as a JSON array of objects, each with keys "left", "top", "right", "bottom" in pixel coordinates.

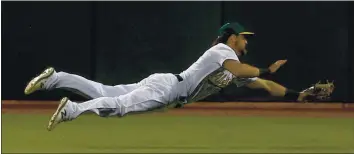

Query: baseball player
[{"left": 25, "top": 22, "right": 333, "bottom": 131}]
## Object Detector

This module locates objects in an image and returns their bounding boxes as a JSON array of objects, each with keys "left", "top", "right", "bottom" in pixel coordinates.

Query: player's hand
[
  {"left": 299, "top": 80, "right": 335, "bottom": 102},
  {"left": 268, "top": 60, "right": 287, "bottom": 73}
]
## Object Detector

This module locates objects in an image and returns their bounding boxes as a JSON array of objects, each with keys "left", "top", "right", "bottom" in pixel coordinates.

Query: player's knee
[
  {"left": 95, "top": 97, "right": 125, "bottom": 117},
  {"left": 114, "top": 98, "right": 128, "bottom": 117}
]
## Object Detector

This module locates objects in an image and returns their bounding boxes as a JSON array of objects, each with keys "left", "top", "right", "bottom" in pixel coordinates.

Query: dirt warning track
[{"left": 2, "top": 100, "right": 354, "bottom": 118}]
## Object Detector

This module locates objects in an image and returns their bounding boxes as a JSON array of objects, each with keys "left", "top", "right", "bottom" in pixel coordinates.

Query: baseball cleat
[
  {"left": 24, "top": 67, "right": 55, "bottom": 95},
  {"left": 47, "top": 97, "right": 71, "bottom": 131}
]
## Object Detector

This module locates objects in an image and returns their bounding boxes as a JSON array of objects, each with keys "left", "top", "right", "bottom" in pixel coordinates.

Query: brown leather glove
[{"left": 301, "top": 80, "right": 335, "bottom": 102}]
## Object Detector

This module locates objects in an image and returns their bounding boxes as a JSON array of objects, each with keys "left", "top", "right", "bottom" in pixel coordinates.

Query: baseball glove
[{"left": 301, "top": 80, "right": 335, "bottom": 102}]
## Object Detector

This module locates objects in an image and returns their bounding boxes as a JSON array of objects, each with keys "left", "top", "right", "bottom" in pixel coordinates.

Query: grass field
[{"left": 2, "top": 113, "right": 354, "bottom": 153}]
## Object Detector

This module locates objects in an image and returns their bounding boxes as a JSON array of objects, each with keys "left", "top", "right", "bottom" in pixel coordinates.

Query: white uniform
[
  {"left": 179, "top": 43, "right": 257, "bottom": 104},
  {"left": 44, "top": 43, "right": 256, "bottom": 119}
]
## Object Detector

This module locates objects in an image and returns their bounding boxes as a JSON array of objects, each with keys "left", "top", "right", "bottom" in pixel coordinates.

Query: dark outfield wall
[
  {"left": 2, "top": 2, "right": 93, "bottom": 100},
  {"left": 2, "top": 1, "right": 353, "bottom": 102},
  {"left": 218, "top": 1, "right": 352, "bottom": 102}
]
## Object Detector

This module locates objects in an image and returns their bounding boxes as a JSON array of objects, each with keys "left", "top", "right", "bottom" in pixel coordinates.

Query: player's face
[{"left": 234, "top": 34, "right": 248, "bottom": 55}]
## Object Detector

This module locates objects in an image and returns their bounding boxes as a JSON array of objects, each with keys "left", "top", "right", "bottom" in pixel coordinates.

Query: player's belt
[{"left": 174, "top": 74, "right": 183, "bottom": 82}]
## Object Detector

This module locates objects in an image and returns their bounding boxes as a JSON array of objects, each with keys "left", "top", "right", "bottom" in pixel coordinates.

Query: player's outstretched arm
[
  {"left": 245, "top": 78, "right": 308, "bottom": 102},
  {"left": 223, "top": 59, "right": 287, "bottom": 78},
  {"left": 245, "top": 78, "right": 335, "bottom": 102}
]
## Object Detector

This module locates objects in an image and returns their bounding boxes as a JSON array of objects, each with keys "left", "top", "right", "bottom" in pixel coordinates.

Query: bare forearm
[
  {"left": 223, "top": 60, "right": 262, "bottom": 78},
  {"left": 223, "top": 59, "right": 287, "bottom": 78},
  {"left": 236, "top": 64, "right": 261, "bottom": 78},
  {"left": 265, "top": 81, "right": 311, "bottom": 101},
  {"left": 247, "top": 79, "right": 305, "bottom": 101},
  {"left": 264, "top": 80, "right": 286, "bottom": 97}
]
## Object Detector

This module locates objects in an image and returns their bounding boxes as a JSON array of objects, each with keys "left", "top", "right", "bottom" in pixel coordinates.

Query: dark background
[{"left": 2, "top": 1, "right": 353, "bottom": 102}]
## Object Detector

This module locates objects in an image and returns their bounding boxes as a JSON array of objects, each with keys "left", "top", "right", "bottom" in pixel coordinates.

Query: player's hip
[
  {"left": 137, "top": 73, "right": 188, "bottom": 103},
  {"left": 138, "top": 73, "right": 177, "bottom": 86}
]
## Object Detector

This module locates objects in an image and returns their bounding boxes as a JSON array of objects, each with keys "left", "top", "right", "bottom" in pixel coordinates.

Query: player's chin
[{"left": 241, "top": 49, "right": 248, "bottom": 55}]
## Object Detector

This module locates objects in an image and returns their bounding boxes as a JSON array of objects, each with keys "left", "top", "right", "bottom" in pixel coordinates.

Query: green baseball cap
[{"left": 218, "top": 22, "right": 254, "bottom": 36}]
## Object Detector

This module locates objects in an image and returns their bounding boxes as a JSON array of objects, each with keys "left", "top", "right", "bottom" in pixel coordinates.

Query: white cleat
[
  {"left": 47, "top": 97, "right": 71, "bottom": 131},
  {"left": 24, "top": 67, "right": 55, "bottom": 95}
]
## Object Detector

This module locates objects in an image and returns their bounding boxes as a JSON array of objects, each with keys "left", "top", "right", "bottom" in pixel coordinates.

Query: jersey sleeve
[
  {"left": 232, "top": 77, "right": 258, "bottom": 87},
  {"left": 211, "top": 44, "right": 240, "bottom": 66}
]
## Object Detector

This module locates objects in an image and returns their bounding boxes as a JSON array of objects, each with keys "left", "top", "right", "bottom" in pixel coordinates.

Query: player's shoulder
[
  {"left": 207, "top": 43, "right": 237, "bottom": 58},
  {"left": 208, "top": 43, "right": 234, "bottom": 53}
]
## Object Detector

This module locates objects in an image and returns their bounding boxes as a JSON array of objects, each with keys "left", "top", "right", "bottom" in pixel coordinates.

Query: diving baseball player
[{"left": 24, "top": 22, "right": 334, "bottom": 131}]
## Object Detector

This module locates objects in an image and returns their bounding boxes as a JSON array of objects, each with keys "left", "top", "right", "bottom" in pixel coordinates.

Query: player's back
[{"left": 178, "top": 43, "right": 240, "bottom": 99}]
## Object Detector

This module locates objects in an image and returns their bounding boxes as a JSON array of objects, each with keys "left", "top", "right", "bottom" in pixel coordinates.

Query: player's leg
[
  {"left": 47, "top": 85, "right": 170, "bottom": 131},
  {"left": 24, "top": 67, "right": 139, "bottom": 99}
]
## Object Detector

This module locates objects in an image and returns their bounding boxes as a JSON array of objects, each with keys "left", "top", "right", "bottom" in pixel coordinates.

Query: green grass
[{"left": 2, "top": 113, "right": 354, "bottom": 153}]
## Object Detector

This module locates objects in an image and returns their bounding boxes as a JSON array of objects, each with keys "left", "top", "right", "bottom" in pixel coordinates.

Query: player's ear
[{"left": 229, "top": 34, "right": 237, "bottom": 41}]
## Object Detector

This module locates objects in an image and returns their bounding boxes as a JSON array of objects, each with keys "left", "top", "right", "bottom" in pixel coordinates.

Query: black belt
[{"left": 174, "top": 74, "right": 183, "bottom": 82}]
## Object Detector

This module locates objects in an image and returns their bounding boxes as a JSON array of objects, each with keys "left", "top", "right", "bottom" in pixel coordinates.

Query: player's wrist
[
  {"left": 284, "top": 89, "right": 300, "bottom": 101},
  {"left": 258, "top": 68, "right": 271, "bottom": 77}
]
